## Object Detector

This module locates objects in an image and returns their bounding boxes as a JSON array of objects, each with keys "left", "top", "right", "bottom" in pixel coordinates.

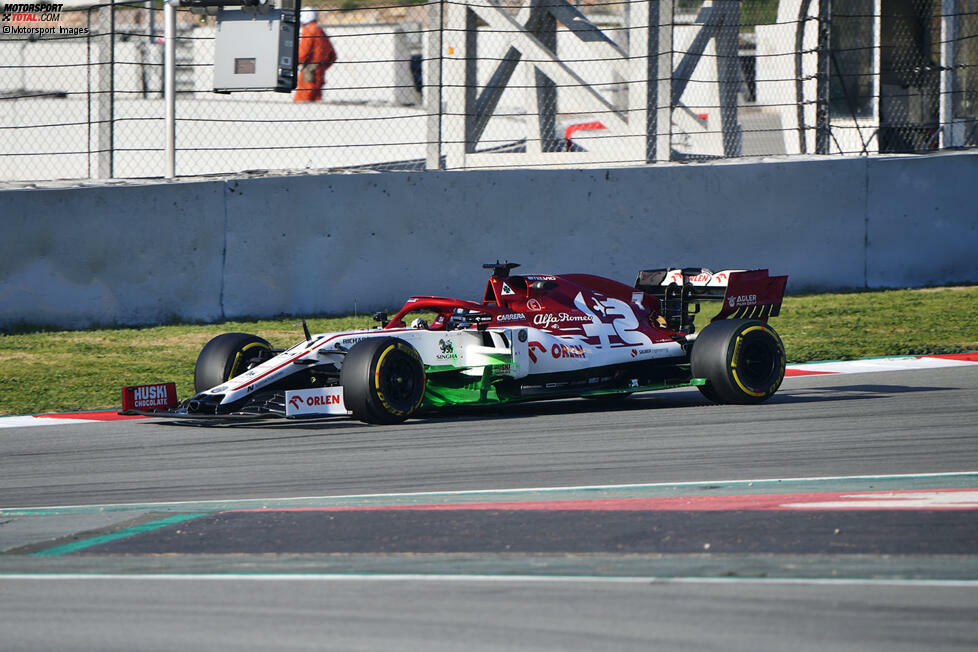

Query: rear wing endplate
[{"left": 710, "top": 270, "right": 788, "bottom": 323}]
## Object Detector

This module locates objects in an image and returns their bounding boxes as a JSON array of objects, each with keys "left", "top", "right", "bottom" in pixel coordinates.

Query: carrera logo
[
  {"left": 496, "top": 313, "right": 526, "bottom": 322},
  {"left": 728, "top": 294, "right": 758, "bottom": 308}
]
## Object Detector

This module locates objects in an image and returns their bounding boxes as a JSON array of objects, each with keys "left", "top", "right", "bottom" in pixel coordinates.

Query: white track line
[
  {"left": 1, "top": 574, "right": 976, "bottom": 587},
  {"left": 4, "top": 471, "right": 976, "bottom": 514},
  {"left": 0, "top": 416, "right": 100, "bottom": 428},
  {"left": 787, "top": 355, "right": 978, "bottom": 376}
]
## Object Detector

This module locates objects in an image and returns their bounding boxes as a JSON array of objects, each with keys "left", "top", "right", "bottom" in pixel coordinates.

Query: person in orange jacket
[{"left": 293, "top": 8, "right": 337, "bottom": 102}]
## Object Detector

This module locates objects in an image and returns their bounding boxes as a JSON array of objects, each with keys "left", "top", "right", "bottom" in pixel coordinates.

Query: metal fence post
[
  {"left": 440, "top": 0, "right": 469, "bottom": 169},
  {"left": 815, "top": 0, "right": 831, "bottom": 154},
  {"left": 164, "top": 0, "right": 177, "bottom": 178},
  {"left": 940, "top": 0, "right": 956, "bottom": 148},
  {"left": 425, "top": 0, "right": 444, "bottom": 170},
  {"left": 629, "top": 0, "right": 671, "bottom": 163},
  {"left": 90, "top": 2, "right": 114, "bottom": 178},
  {"left": 715, "top": 0, "right": 742, "bottom": 157},
  {"left": 655, "top": 0, "right": 673, "bottom": 162}
]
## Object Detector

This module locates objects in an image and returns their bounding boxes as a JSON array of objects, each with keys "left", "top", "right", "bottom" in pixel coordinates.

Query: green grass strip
[{"left": 31, "top": 513, "right": 207, "bottom": 557}]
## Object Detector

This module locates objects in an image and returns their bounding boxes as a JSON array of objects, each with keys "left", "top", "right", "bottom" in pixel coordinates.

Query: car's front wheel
[
  {"left": 194, "top": 332, "right": 272, "bottom": 393},
  {"left": 340, "top": 337, "right": 426, "bottom": 424},
  {"left": 691, "top": 319, "right": 785, "bottom": 404}
]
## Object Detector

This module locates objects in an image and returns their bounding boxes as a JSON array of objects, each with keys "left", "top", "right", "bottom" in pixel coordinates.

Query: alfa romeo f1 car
[{"left": 121, "top": 263, "right": 788, "bottom": 424}]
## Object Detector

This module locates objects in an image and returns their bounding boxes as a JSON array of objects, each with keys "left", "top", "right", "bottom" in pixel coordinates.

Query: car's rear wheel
[
  {"left": 194, "top": 332, "right": 272, "bottom": 393},
  {"left": 340, "top": 337, "right": 426, "bottom": 424},
  {"left": 691, "top": 319, "right": 785, "bottom": 404}
]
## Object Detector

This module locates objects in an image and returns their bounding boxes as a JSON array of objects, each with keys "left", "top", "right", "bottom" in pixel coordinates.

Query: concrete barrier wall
[
  {"left": 866, "top": 154, "right": 978, "bottom": 288},
  {"left": 1, "top": 152, "right": 976, "bottom": 330},
  {"left": 0, "top": 182, "right": 227, "bottom": 329}
]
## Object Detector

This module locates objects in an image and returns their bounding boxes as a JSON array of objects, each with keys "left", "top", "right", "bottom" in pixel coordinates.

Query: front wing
[{"left": 120, "top": 373, "right": 708, "bottom": 423}]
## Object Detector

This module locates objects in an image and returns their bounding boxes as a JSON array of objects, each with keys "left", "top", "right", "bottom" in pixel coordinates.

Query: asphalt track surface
[{"left": 2, "top": 366, "right": 977, "bottom": 650}]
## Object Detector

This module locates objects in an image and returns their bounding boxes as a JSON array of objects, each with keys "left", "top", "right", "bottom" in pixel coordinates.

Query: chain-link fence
[{"left": 1, "top": 0, "right": 976, "bottom": 181}]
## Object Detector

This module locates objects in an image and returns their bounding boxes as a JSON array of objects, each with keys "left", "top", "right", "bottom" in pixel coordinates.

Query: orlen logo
[
  {"left": 310, "top": 394, "right": 341, "bottom": 406},
  {"left": 552, "top": 343, "right": 586, "bottom": 359},
  {"left": 728, "top": 294, "right": 757, "bottom": 308},
  {"left": 285, "top": 388, "right": 347, "bottom": 416},
  {"left": 290, "top": 394, "right": 341, "bottom": 409}
]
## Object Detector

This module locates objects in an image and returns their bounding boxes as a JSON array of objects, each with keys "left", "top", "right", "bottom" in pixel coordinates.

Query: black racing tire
[
  {"left": 691, "top": 319, "right": 785, "bottom": 405},
  {"left": 340, "top": 337, "right": 426, "bottom": 424},
  {"left": 194, "top": 332, "right": 272, "bottom": 393},
  {"left": 696, "top": 380, "right": 723, "bottom": 404}
]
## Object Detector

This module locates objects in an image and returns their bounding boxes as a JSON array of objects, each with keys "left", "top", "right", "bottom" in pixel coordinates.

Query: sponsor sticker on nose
[{"left": 285, "top": 387, "right": 347, "bottom": 416}]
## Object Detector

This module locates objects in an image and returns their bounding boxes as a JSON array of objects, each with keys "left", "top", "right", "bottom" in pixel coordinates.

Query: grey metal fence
[{"left": 1, "top": 0, "right": 976, "bottom": 181}]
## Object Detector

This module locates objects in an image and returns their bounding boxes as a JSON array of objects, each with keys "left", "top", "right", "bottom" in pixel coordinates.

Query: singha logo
[{"left": 437, "top": 339, "right": 457, "bottom": 360}]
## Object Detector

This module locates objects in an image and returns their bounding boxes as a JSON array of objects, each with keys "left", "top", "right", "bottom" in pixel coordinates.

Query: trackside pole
[
  {"left": 165, "top": 0, "right": 176, "bottom": 178},
  {"left": 425, "top": 0, "right": 444, "bottom": 170}
]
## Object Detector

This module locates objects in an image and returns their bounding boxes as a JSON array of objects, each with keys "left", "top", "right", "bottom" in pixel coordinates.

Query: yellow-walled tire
[
  {"left": 194, "top": 332, "right": 272, "bottom": 393},
  {"left": 691, "top": 319, "right": 785, "bottom": 404},
  {"left": 340, "top": 337, "right": 426, "bottom": 424}
]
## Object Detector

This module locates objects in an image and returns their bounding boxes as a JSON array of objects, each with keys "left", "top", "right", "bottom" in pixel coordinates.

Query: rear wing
[
  {"left": 711, "top": 269, "right": 788, "bottom": 322},
  {"left": 635, "top": 268, "right": 788, "bottom": 333}
]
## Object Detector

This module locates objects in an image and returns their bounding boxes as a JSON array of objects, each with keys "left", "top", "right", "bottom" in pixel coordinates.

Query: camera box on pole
[{"left": 211, "top": 0, "right": 300, "bottom": 93}]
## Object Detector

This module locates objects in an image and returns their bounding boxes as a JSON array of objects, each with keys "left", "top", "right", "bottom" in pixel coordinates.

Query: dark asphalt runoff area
[{"left": 1, "top": 366, "right": 977, "bottom": 650}]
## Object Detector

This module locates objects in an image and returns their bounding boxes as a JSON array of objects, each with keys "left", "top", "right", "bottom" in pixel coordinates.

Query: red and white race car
[{"left": 121, "top": 263, "right": 788, "bottom": 424}]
